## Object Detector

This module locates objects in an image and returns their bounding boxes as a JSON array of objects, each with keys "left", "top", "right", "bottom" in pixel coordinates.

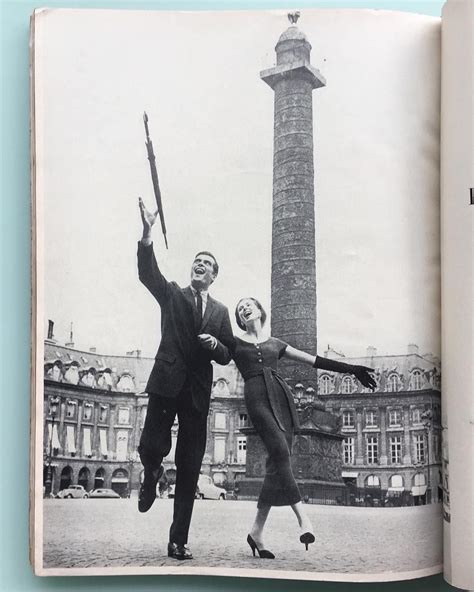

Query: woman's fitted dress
[{"left": 232, "top": 336, "right": 301, "bottom": 508}]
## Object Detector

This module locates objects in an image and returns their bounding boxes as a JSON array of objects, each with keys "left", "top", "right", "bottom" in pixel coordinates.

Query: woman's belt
[{"left": 243, "top": 367, "right": 300, "bottom": 432}]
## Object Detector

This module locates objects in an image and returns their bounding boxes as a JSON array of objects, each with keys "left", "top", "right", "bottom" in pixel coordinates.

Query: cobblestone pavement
[{"left": 43, "top": 498, "right": 442, "bottom": 574}]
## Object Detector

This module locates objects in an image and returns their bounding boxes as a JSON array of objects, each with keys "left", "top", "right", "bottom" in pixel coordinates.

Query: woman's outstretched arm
[{"left": 283, "top": 345, "right": 376, "bottom": 390}]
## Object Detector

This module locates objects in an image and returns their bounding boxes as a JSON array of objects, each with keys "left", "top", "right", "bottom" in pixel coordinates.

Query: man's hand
[
  {"left": 352, "top": 365, "right": 377, "bottom": 390},
  {"left": 198, "top": 334, "right": 217, "bottom": 351},
  {"left": 139, "top": 197, "right": 159, "bottom": 241}
]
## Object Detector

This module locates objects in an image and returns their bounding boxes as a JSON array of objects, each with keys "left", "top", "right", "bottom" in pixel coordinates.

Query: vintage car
[
  {"left": 168, "top": 475, "right": 227, "bottom": 500},
  {"left": 89, "top": 488, "right": 121, "bottom": 499},
  {"left": 56, "top": 485, "right": 89, "bottom": 499}
]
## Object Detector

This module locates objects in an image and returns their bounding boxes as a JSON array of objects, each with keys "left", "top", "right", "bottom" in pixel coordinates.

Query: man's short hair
[{"left": 194, "top": 251, "right": 219, "bottom": 276}]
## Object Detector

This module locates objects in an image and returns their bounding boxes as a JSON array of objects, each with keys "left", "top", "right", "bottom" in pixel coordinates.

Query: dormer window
[
  {"left": 319, "top": 374, "right": 331, "bottom": 395},
  {"left": 387, "top": 373, "right": 399, "bottom": 392},
  {"left": 409, "top": 369, "right": 423, "bottom": 390},
  {"left": 341, "top": 376, "right": 353, "bottom": 394}
]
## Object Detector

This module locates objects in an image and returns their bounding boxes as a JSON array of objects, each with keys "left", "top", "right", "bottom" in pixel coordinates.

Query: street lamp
[
  {"left": 305, "top": 387, "right": 315, "bottom": 405},
  {"left": 44, "top": 397, "right": 59, "bottom": 497},
  {"left": 294, "top": 383, "right": 304, "bottom": 407},
  {"left": 127, "top": 451, "right": 139, "bottom": 498}
]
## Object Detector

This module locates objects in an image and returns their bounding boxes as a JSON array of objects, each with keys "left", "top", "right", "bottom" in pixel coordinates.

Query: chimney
[
  {"left": 366, "top": 346, "right": 377, "bottom": 358},
  {"left": 407, "top": 343, "right": 419, "bottom": 355},
  {"left": 47, "top": 320, "right": 54, "bottom": 340},
  {"left": 89, "top": 347, "right": 97, "bottom": 353},
  {"left": 65, "top": 322, "right": 75, "bottom": 348}
]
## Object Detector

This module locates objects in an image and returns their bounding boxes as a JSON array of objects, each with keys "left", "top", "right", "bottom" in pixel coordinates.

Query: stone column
[{"left": 261, "top": 18, "right": 325, "bottom": 389}]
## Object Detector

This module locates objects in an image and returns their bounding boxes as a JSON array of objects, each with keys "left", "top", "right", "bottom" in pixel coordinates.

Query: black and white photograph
[{"left": 32, "top": 7, "right": 444, "bottom": 580}]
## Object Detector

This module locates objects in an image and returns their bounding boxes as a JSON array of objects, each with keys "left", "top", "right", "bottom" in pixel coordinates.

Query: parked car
[
  {"left": 168, "top": 475, "right": 226, "bottom": 500},
  {"left": 89, "top": 488, "right": 121, "bottom": 499},
  {"left": 196, "top": 475, "right": 226, "bottom": 500},
  {"left": 56, "top": 485, "right": 89, "bottom": 499}
]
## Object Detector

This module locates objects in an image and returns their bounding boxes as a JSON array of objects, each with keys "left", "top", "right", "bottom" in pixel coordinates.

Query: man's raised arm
[{"left": 137, "top": 197, "right": 170, "bottom": 304}]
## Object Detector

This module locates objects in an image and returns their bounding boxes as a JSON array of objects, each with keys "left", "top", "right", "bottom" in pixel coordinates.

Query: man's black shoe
[
  {"left": 138, "top": 465, "right": 164, "bottom": 513},
  {"left": 167, "top": 542, "right": 193, "bottom": 560}
]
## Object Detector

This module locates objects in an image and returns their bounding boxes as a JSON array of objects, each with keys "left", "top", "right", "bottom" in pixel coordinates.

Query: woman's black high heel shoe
[
  {"left": 247, "top": 534, "right": 275, "bottom": 559},
  {"left": 300, "top": 531, "right": 315, "bottom": 551}
]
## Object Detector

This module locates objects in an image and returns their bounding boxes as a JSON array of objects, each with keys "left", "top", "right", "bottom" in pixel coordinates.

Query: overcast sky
[{"left": 36, "top": 7, "right": 441, "bottom": 358}]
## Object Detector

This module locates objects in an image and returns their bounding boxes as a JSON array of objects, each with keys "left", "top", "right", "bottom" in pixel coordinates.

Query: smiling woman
[{"left": 231, "top": 295, "right": 376, "bottom": 558}]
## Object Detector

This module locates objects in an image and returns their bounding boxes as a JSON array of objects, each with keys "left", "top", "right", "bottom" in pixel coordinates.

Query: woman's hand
[{"left": 352, "top": 365, "right": 376, "bottom": 390}]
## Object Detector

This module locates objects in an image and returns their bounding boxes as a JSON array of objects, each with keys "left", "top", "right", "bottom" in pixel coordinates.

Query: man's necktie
[{"left": 196, "top": 290, "right": 203, "bottom": 324}]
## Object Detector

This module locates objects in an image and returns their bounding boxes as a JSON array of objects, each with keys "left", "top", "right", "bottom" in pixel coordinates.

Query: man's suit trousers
[{"left": 138, "top": 386, "right": 208, "bottom": 545}]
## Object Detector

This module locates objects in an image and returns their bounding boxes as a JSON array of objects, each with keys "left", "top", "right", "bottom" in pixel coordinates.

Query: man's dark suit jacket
[{"left": 138, "top": 242, "right": 233, "bottom": 413}]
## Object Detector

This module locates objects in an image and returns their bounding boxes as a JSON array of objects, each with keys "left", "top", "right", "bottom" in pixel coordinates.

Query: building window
[
  {"left": 237, "top": 437, "right": 247, "bottom": 464},
  {"left": 412, "top": 408, "right": 422, "bottom": 424},
  {"left": 342, "top": 410, "right": 355, "bottom": 428},
  {"left": 66, "top": 400, "right": 77, "bottom": 419},
  {"left": 365, "top": 410, "right": 378, "bottom": 427},
  {"left": 388, "top": 409, "right": 402, "bottom": 427},
  {"left": 48, "top": 396, "right": 60, "bottom": 416},
  {"left": 215, "top": 412, "right": 226, "bottom": 430},
  {"left": 390, "top": 436, "right": 402, "bottom": 464},
  {"left": 390, "top": 474, "right": 403, "bottom": 488},
  {"left": 140, "top": 406, "right": 147, "bottom": 429},
  {"left": 413, "top": 472, "right": 426, "bottom": 486},
  {"left": 341, "top": 376, "right": 353, "bottom": 394},
  {"left": 343, "top": 437, "right": 354, "bottom": 464},
  {"left": 48, "top": 423, "right": 61, "bottom": 455},
  {"left": 99, "top": 429, "right": 108, "bottom": 457},
  {"left": 66, "top": 425, "right": 77, "bottom": 456},
  {"left": 409, "top": 369, "right": 423, "bottom": 390},
  {"left": 319, "top": 374, "right": 331, "bottom": 395},
  {"left": 82, "top": 402, "right": 93, "bottom": 421},
  {"left": 118, "top": 407, "right": 130, "bottom": 425},
  {"left": 116, "top": 430, "right": 129, "bottom": 462},
  {"left": 366, "top": 436, "right": 378, "bottom": 464},
  {"left": 433, "top": 434, "right": 441, "bottom": 462},
  {"left": 83, "top": 427, "right": 92, "bottom": 457},
  {"left": 214, "top": 437, "right": 226, "bottom": 463},
  {"left": 99, "top": 405, "right": 108, "bottom": 423},
  {"left": 387, "top": 374, "right": 399, "bottom": 392},
  {"left": 238, "top": 413, "right": 248, "bottom": 428},
  {"left": 414, "top": 434, "right": 425, "bottom": 463},
  {"left": 366, "top": 475, "right": 380, "bottom": 487}
]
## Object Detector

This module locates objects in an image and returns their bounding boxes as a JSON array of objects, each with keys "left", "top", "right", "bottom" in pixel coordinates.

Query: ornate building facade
[
  {"left": 42, "top": 338, "right": 248, "bottom": 497},
  {"left": 43, "top": 335, "right": 440, "bottom": 505},
  {"left": 318, "top": 345, "right": 442, "bottom": 505}
]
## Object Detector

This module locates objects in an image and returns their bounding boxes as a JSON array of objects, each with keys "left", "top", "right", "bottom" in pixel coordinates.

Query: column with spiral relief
[{"left": 260, "top": 12, "right": 325, "bottom": 389}]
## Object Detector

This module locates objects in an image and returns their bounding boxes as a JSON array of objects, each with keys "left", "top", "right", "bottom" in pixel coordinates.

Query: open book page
[
  {"left": 440, "top": 0, "right": 474, "bottom": 589},
  {"left": 32, "top": 7, "right": 442, "bottom": 581}
]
